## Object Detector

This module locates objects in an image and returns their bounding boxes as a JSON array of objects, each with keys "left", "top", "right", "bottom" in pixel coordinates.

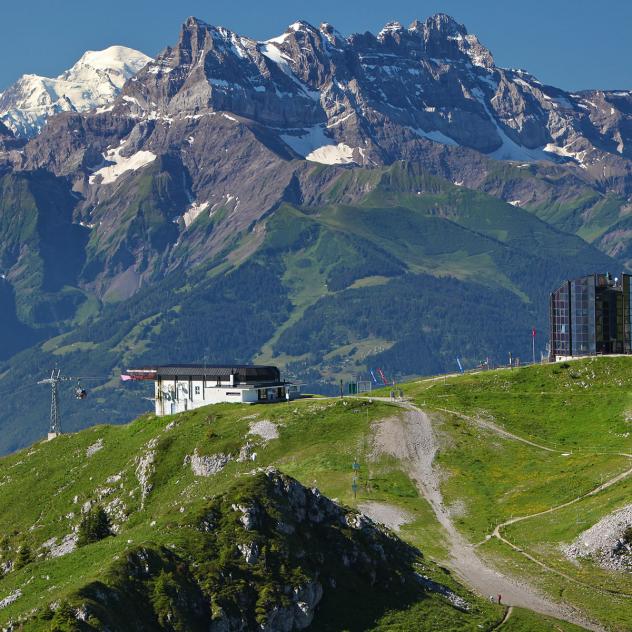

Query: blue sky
[{"left": 0, "top": 0, "right": 629, "bottom": 92}]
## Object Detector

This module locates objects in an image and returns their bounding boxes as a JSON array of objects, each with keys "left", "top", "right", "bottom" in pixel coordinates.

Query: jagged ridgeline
[
  {"left": 0, "top": 13, "right": 631, "bottom": 452},
  {"left": 0, "top": 399, "right": 509, "bottom": 631}
]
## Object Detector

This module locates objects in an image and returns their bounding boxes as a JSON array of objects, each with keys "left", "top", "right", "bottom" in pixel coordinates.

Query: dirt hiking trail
[{"left": 372, "top": 402, "right": 604, "bottom": 632}]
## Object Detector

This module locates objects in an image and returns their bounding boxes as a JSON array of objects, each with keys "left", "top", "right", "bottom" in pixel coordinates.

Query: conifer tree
[
  {"left": 77, "top": 506, "right": 112, "bottom": 546},
  {"left": 14, "top": 543, "right": 32, "bottom": 570}
]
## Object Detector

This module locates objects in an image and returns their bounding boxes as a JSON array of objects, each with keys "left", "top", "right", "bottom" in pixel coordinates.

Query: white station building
[{"left": 124, "top": 364, "right": 299, "bottom": 416}]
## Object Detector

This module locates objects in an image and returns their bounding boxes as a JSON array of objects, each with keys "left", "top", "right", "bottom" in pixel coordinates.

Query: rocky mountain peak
[
  {"left": 287, "top": 20, "right": 319, "bottom": 34},
  {"left": 377, "top": 21, "right": 405, "bottom": 40},
  {"left": 420, "top": 13, "right": 466, "bottom": 37},
  {"left": 412, "top": 13, "right": 494, "bottom": 68},
  {"left": 319, "top": 22, "right": 345, "bottom": 48},
  {"left": 183, "top": 15, "right": 210, "bottom": 29}
]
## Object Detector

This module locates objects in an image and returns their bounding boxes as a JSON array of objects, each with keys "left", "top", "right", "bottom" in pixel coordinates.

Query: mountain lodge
[{"left": 123, "top": 364, "right": 298, "bottom": 416}]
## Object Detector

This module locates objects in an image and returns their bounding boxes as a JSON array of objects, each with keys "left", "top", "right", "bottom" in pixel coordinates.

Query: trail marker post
[{"left": 352, "top": 460, "right": 360, "bottom": 499}]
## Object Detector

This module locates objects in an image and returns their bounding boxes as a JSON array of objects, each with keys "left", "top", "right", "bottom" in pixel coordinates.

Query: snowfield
[
  {"left": 0, "top": 46, "right": 150, "bottom": 137},
  {"left": 89, "top": 143, "right": 157, "bottom": 185}
]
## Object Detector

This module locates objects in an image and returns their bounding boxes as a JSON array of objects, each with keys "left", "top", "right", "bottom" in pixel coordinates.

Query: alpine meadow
[{"left": 0, "top": 7, "right": 631, "bottom": 632}]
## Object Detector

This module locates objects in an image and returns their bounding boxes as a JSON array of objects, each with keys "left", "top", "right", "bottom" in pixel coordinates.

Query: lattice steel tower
[{"left": 38, "top": 369, "right": 64, "bottom": 438}]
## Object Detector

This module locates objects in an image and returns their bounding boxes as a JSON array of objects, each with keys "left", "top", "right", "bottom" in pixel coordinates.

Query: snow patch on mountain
[
  {"left": 0, "top": 46, "right": 151, "bottom": 138},
  {"left": 183, "top": 201, "right": 210, "bottom": 227},
  {"left": 281, "top": 125, "right": 355, "bottom": 164},
  {"left": 410, "top": 127, "right": 458, "bottom": 146},
  {"left": 281, "top": 125, "right": 330, "bottom": 155},
  {"left": 89, "top": 142, "right": 157, "bottom": 185},
  {"left": 543, "top": 142, "right": 588, "bottom": 168},
  {"left": 306, "top": 144, "right": 355, "bottom": 164}
]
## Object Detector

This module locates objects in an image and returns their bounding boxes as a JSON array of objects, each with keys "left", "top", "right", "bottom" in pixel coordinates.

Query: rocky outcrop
[
  {"left": 187, "top": 449, "right": 231, "bottom": 476},
  {"left": 135, "top": 438, "right": 158, "bottom": 509},
  {"left": 563, "top": 503, "right": 632, "bottom": 571}
]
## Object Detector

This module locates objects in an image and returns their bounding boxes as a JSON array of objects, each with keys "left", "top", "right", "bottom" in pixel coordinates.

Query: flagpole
[{"left": 532, "top": 327, "right": 536, "bottom": 365}]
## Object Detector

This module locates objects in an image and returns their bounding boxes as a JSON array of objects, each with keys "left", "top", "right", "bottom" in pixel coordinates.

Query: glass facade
[{"left": 549, "top": 273, "right": 632, "bottom": 360}]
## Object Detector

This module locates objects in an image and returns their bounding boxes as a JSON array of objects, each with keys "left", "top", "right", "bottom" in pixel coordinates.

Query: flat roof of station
[{"left": 125, "top": 364, "right": 282, "bottom": 381}]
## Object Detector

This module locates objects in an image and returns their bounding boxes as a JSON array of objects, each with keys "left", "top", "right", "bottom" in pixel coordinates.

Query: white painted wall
[{"left": 152, "top": 378, "right": 297, "bottom": 416}]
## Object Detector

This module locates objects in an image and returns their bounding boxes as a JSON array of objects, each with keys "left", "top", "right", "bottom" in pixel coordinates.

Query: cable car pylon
[
  {"left": 38, "top": 369, "right": 66, "bottom": 439},
  {"left": 37, "top": 370, "right": 92, "bottom": 440}
]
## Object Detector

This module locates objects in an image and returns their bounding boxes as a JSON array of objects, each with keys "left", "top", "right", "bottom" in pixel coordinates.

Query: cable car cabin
[{"left": 123, "top": 364, "right": 299, "bottom": 416}]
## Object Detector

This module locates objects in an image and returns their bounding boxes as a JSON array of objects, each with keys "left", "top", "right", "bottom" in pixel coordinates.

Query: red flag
[{"left": 532, "top": 327, "right": 536, "bottom": 338}]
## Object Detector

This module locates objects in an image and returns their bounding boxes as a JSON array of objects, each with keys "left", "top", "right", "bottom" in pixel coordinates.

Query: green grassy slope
[
  {"left": 260, "top": 162, "right": 613, "bottom": 379},
  {"left": 479, "top": 161, "right": 632, "bottom": 268},
  {"left": 0, "top": 397, "right": 586, "bottom": 631},
  {"left": 393, "top": 357, "right": 632, "bottom": 631}
]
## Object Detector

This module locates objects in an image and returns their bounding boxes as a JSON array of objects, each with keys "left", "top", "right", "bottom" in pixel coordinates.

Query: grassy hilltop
[
  {"left": 0, "top": 392, "right": 592, "bottom": 631},
  {"left": 389, "top": 356, "right": 632, "bottom": 630}
]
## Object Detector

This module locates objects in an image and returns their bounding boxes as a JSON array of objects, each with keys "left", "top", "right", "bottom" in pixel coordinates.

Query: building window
[
  {"left": 225, "top": 392, "right": 241, "bottom": 397},
  {"left": 195, "top": 386, "right": 201, "bottom": 396}
]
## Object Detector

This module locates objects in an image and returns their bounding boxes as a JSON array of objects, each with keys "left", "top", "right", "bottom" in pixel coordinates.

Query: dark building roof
[{"left": 125, "top": 364, "right": 281, "bottom": 383}]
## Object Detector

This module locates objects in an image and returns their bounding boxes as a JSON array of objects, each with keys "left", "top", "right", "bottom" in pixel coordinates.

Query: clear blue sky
[{"left": 0, "top": 0, "right": 629, "bottom": 92}]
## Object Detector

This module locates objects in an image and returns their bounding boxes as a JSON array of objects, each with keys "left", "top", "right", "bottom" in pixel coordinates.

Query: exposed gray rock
[
  {"left": 231, "top": 503, "right": 260, "bottom": 530},
  {"left": 259, "top": 581, "right": 323, "bottom": 631},
  {"left": 43, "top": 533, "right": 78, "bottom": 559},
  {"left": 248, "top": 420, "right": 279, "bottom": 441},
  {"left": 189, "top": 449, "right": 230, "bottom": 477},
  {"left": 237, "top": 441, "right": 257, "bottom": 462},
  {"left": 237, "top": 541, "right": 259, "bottom": 564},
  {"left": 0, "top": 590, "right": 21, "bottom": 609},
  {"left": 415, "top": 573, "right": 470, "bottom": 611},
  {"left": 86, "top": 439, "right": 103, "bottom": 457},
  {"left": 135, "top": 438, "right": 158, "bottom": 509},
  {"left": 563, "top": 503, "right": 632, "bottom": 571}
]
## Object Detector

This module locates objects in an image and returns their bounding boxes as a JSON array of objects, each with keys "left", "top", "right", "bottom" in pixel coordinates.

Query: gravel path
[
  {"left": 434, "top": 407, "right": 559, "bottom": 453},
  {"left": 372, "top": 402, "right": 602, "bottom": 631},
  {"left": 358, "top": 500, "right": 413, "bottom": 532}
]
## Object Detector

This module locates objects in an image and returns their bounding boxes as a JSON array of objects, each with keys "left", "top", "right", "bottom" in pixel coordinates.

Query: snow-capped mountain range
[
  {"left": 109, "top": 14, "right": 632, "bottom": 173},
  {"left": 0, "top": 46, "right": 151, "bottom": 137},
  {"left": 2, "top": 13, "right": 632, "bottom": 298}
]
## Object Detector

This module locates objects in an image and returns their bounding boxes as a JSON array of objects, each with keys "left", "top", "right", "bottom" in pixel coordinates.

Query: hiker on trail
[{"left": 498, "top": 594, "right": 502, "bottom": 605}]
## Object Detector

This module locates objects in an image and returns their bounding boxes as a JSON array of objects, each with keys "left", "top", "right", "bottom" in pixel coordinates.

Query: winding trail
[
  {"left": 372, "top": 400, "right": 608, "bottom": 631},
  {"left": 435, "top": 406, "right": 632, "bottom": 596}
]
